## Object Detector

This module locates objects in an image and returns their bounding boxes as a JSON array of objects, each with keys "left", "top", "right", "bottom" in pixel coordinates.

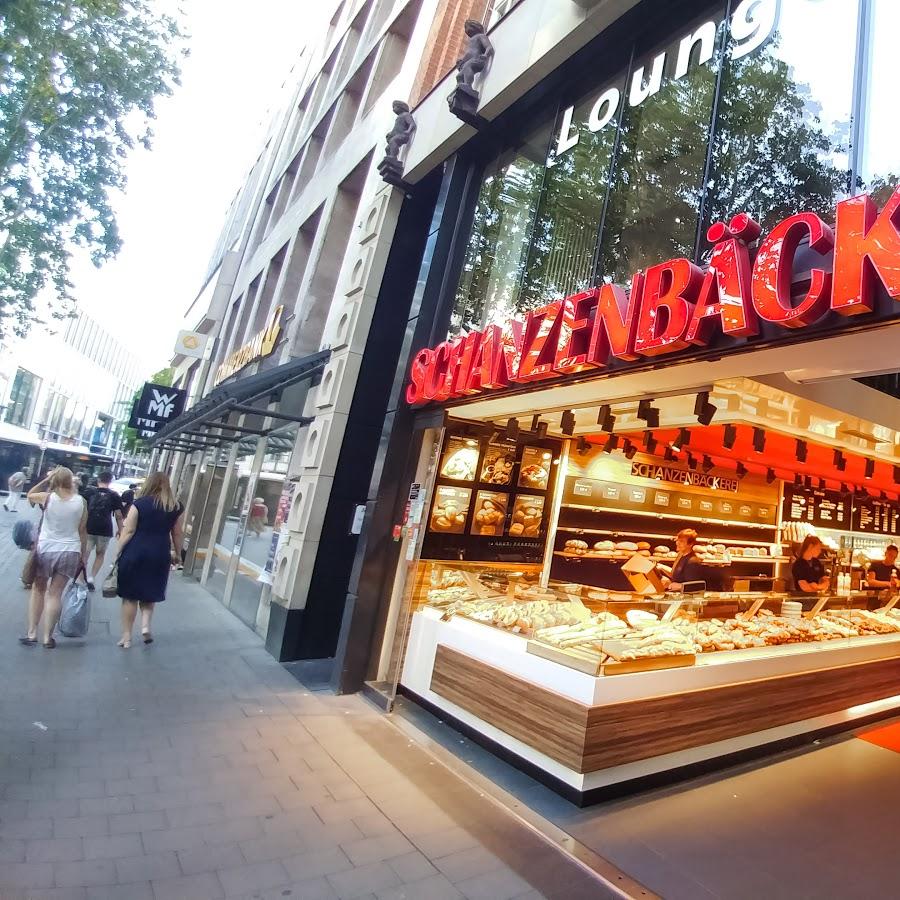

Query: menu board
[
  {"left": 470, "top": 491, "right": 508, "bottom": 536},
  {"left": 508, "top": 494, "right": 545, "bottom": 537},
  {"left": 439, "top": 438, "right": 479, "bottom": 482},
  {"left": 782, "top": 485, "right": 850, "bottom": 529},
  {"left": 428, "top": 485, "right": 472, "bottom": 533},
  {"left": 479, "top": 441, "right": 516, "bottom": 486},
  {"left": 565, "top": 476, "right": 775, "bottom": 525},
  {"left": 518, "top": 446, "right": 552, "bottom": 490},
  {"left": 853, "top": 496, "right": 900, "bottom": 536}
]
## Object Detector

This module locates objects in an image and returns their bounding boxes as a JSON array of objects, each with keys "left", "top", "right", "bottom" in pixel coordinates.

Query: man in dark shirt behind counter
[{"left": 867, "top": 544, "right": 899, "bottom": 590}]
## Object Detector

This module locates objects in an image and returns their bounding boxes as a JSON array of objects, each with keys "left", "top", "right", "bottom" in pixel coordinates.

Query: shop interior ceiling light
[
  {"left": 664, "top": 446, "right": 676, "bottom": 462},
  {"left": 702, "top": 455, "right": 714, "bottom": 473},
  {"left": 686, "top": 452, "right": 697, "bottom": 470},
  {"left": 752, "top": 427, "right": 766, "bottom": 453},
  {"left": 834, "top": 449, "right": 847, "bottom": 471},
  {"left": 537, "top": 421, "right": 548, "bottom": 438},
  {"left": 818, "top": 478, "right": 826, "bottom": 490},
  {"left": 796, "top": 439, "right": 808, "bottom": 463},
  {"left": 603, "top": 434, "right": 620, "bottom": 453},
  {"left": 644, "top": 431, "right": 658, "bottom": 454},
  {"left": 505, "top": 417, "right": 519, "bottom": 441},
  {"left": 736, "top": 462, "right": 748, "bottom": 479},
  {"left": 794, "top": 473, "right": 803, "bottom": 486},
  {"left": 597, "top": 404, "right": 615, "bottom": 432},
  {"left": 560, "top": 409, "right": 575, "bottom": 436},
  {"left": 671, "top": 427, "right": 690, "bottom": 452},
  {"left": 723, "top": 424, "right": 737, "bottom": 449},
  {"left": 694, "top": 391, "right": 717, "bottom": 426},
  {"left": 766, "top": 468, "right": 776, "bottom": 484},
  {"left": 576, "top": 436, "right": 590, "bottom": 455},
  {"left": 624, "top": 439, "right": 638, "bottom": 460},
  {"left": 841, "top": 482, "right": 849, "bottom": 495},
  {"left": 530, "top": 414, "right": 541, "bottom": 432},
  {"left": 865, "top": 458, "right": 875, "bottom": 480},
  {"left": 894, "top": 465, "right": 900, "bottom": 484},
  {"left": 804, "top": 475, "right": 813, "bottom": 490},
  {"left": 637, "top": 398, "right": 660, "bottom": 428}
]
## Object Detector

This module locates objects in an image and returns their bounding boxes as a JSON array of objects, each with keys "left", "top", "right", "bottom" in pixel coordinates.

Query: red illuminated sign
[{"left": 406, "top": 189, "right": 900, "bottom": 406}]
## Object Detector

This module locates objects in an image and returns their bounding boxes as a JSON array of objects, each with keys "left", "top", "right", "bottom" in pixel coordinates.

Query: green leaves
[{"left": 0, "top": 0, "right": 187, "bottom": 337}]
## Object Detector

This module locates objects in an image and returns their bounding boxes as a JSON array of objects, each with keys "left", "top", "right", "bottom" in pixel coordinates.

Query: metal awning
[{"left": 152, "top": 349, "right": 330, "bottom": 452}]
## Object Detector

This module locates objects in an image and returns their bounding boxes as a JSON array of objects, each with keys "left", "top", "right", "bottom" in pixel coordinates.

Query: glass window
[
  {"left": 598, "top": 7, "right": 725, "bottom": 284},
  {"left": 5, "top": 368, "right": 39, "bottom": 427},
  {"left": 858, "top": 0, "right": 900, "bottom": 205},
  {"left": 450, "top": 125, "right": 552, "bottom": 335},
  {"left": 705, "top": 0, "right": 856, "bottom": 236}
]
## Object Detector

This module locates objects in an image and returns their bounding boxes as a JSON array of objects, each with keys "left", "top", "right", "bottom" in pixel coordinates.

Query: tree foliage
[{"left": 0, "top": 0, "right": 186, "bottom": 337}]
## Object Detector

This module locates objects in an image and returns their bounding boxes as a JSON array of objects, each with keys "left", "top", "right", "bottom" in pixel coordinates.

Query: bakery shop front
[{"left": 339, "top": 0, "right": 900, "bottom": 803}]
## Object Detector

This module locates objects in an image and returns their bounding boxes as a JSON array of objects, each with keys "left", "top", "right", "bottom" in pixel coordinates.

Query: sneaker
[{"left": 86, "top": 581, "right": 95, "bottom": 592}]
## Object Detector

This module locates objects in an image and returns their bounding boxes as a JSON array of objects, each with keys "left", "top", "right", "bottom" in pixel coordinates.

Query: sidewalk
[{"left": 0, "top": 511, "right": 620, "bottom": 900}]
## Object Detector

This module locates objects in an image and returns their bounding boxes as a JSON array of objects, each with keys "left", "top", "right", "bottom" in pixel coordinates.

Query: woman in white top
[{"left": 21, "top": 467, "right": 87, "bottom": 648}]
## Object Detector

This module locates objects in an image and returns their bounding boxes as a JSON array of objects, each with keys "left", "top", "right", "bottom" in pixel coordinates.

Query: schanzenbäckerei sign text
[{"left": 631, "top": 462, "right": 738, "bottom": 494}]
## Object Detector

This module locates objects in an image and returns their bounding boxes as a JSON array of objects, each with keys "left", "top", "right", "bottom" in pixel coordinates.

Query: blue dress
[{"left": 117, "top": 497, "right": 182, "bottom": 603}]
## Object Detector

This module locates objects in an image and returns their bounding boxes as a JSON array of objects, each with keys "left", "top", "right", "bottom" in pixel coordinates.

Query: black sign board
[
  {"left": 782, "top": 484, "right": 851, "bottom": 530},
  {"left": 852, "top": 496, "right": 900, "bottom": 536},
  {"left": 128, "top": 382, "right": 187, "bottom": 439}
]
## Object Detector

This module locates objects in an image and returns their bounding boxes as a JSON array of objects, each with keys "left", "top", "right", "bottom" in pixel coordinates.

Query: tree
[
  {"left": 0, "top": 0, "right": 186, "bottom": 337},
  {"left": 118, "top": 365, "right": 173, "bottom": 455}
]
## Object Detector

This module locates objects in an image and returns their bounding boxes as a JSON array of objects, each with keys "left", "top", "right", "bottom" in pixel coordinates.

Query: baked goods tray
[{"left": 526, "top": 640, "right": 696, "bottom": 676}]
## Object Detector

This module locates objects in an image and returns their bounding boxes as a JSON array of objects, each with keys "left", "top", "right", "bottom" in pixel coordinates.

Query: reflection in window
[
  {"left": 858, "top": 0, "right": 900, "bottom": 206},
  {"left": 598, "top": 8, "right": 724, "bottom": 285},
  {"left": 5, "top": 368, "right": 39, "bottom": 428},
  {"left": 450, "top": 127, "right": 550, "bottom": 335},
  {"left": 519, "top": 76, "right": 625, "bottom": 311},
  {"left": 705, "top": 0, "right": 855, "bottom": 238}
]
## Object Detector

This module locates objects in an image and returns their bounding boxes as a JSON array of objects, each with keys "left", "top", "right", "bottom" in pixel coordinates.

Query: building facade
[{"left": 0, "top": 310, "right": 146, "bottom": 491}]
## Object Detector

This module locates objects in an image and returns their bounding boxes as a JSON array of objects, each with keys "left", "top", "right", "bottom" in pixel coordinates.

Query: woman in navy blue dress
[{"left": 114, "top": 472, "right": 184, "bottom": 648}]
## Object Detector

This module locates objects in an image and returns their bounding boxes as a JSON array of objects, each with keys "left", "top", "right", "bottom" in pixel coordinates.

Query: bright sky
[{"left": 67, "top": 0, "right": 331, "bottom": 377}]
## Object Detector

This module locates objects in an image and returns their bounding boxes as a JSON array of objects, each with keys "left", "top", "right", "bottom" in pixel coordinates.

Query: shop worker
[
  {"left": 867, "top": 544, "right": 899, "bottom": 591},
  {"left": 792, "top": 535, "right": 830, "bottom": 593},
  {"left": 662, "top": 528, "right": 705, "bottom": 592}
]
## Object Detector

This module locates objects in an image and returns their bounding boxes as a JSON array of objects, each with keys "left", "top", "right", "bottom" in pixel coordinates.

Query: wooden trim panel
[{"left": 430, "top": 644, "right": 900, "bottom": 773}]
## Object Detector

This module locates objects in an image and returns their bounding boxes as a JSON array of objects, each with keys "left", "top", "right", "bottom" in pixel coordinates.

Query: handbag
[
  {"left": 59, "top": 565, "right": 91, "bottom": 638},
  {"left": 21, "top": 497, "right": 48, "bottom": 587},
  {"left": 102, "top": 560, "right": 118, "bottom": 598}
]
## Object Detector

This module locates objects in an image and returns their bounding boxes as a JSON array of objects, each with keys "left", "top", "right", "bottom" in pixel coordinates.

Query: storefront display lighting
[
  {"left": 796, "top": 439, "right": 808, "bottom": 462},
  {"left": 560, "top": 409, "right": 575, "bottom": 435},
  {"left": 866, "top": 458, "right": 875, "bottom": 479},
  {"left": 637, "top": 399, "right": 659, "bottom": 428},
  {"left": 597, "top": 404, "right": 615, "bottom": 432},
  {"left": 835, "top": 449, "right": 847, "bottom": 471},
  {"left": 736, "top": 462, "right": 748, "bottom": 479},
  {"left": 766, "top": 467, "right": 776, "bottom": 484},
  {"left": 694, "top": 391, "right": 717, "bottom": 426},
  {"left": 723, "top": 424, "right": 737, "bottom": 449},
  {"left": 752, "top": 427, "right": 766, "bottom": 453}
]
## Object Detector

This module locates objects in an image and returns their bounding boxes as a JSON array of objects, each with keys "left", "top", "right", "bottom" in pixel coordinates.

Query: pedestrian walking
[
  {"left": 114, "top": 472, "right": 183, "bottom": 648},
  {"left": 248, "top": 497, "right": 268, "bottom": 535},
  {"left": 4, "top": 468, "right": 26, "bottom": 512},
  {"left": 81, "top": 470, "right": 124, "bottom": 591},
  {"left": 19, "top": 467, "right": 87, "bottom": 648},
  {"left": 120, "top": 482, "right": 139, "bottom": 517}
]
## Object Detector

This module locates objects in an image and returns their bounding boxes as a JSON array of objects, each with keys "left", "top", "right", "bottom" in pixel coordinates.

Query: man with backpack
[{"left": 83, "top": 471, "right": 124, "bottom": 591}]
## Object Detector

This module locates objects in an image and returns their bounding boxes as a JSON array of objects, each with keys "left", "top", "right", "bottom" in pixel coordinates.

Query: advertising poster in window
[
  {"left": 470, "top": 492, "right": 508, "bottom": 535},
  {"left": 439, "top": 438, "right": 480, "bottom": 482},
  {"left": 258, "top": 482, "right": 295, "bottom": 585},
  {"left": 518, "top": 446, "right": 552, "bottom": 490},
  {"left": 508, "top": 495, "right": 545, "bottom": 537},
  {"left": 480, "top": 442, "right": 516, "bottom": 486},
  {"left": 429, "top": 486, "right": 472, "bottom": 534}
]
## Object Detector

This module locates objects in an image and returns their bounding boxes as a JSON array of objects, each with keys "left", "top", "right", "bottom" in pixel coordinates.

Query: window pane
[
  {"left": 518, "top": 74, "right": 626, "bottom": 310},
  {"left": 858, "top": 0, "right": 900, "bottom": 205},
  {"left": 450, "top": 125, "right": 552, "bottom": 335},
  {"left": 598, "top": 7, "right": 725, "bottom": 284},
  {"left": 705, "top": 0, "right": 855, "bottom": 236}
]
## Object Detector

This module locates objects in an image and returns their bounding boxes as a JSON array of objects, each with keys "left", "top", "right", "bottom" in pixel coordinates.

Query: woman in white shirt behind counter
[{"left": 21, "top": 467, "right": 87, "bottom": 648}]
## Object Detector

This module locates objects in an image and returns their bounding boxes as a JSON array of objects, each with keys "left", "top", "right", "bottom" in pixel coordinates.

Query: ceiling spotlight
[
  {"left": 840, "top": 482, "right": 849, "bottom": 495},
  {"left": 834, "top": 449, "right": 846, "bottom": 471},
  {"left": 602, "top": 434, "right": 620, "bottom": 454},
  {"left": 804, "top": 475, "right": 813, "bottom": 489},
  {"left": 702, "top": 455, "right": 714, "bottom": 473},
  {"left": 530, "top": 414, "right": 541, "bottom": 432},
  {"left": 671, "top": 427, "right": 690, "bottom": 452},
  {"left": 664, "top": 447, "right": 676, "bottom": 462},
  {"left": 794, "top": 473, "right": 802, "bottom": 487},
  {"left": 637, "top": 399, "right": 660, "bottom": 428},
  {"left": 723, "top": 424, "right": 737, "bottom": 450},
  {"left": 865, "top": 458, "right": 875, "bottom": 480},
  {"left": 686, "top": 452, "right": 698, "bottom": 470},
  {"left": 576, "top": 436, "right": 590, "bottom": 456},
  {"left": 736, "top": 462, "right": 748, "bottom": 479},
  {"left": 818, "top": 478, "right": 825, "bottom": 490},
  {"left": 766, "top": 468, "right": 776, "bottom": 484},
  {"left": 560, "top": 409, "right": 575, "bottom": 436},
  {"left": 537, "top": 421, "right": 548, "bottom": 438},
  {"left": 624, "top": 440, "right": 638, "bottom": 460},
  {"left": 752, "top": 427, "right": 766, "bottom": 453},
  {"left": 644, "top": 431, "right": 658, "bottom": 454},
  {"left": 894, "top": 465, "right": 900, "bottom": 484},
  {"left": 597, "top": 404, "right": 616, "bottom": 432},
  {"left": 796, "top": 439, "right": 807, "bottom": 463},
  {"left": 505, "top": 418, "right": 519, "bottom": 441},
  {"left": 694, "top": 391, "right": 717, "bottom": 427}
]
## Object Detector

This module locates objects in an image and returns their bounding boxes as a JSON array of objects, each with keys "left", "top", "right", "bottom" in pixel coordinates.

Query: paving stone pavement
[{"left": 0, "top": 505, "right": 617, "bottom": 900}]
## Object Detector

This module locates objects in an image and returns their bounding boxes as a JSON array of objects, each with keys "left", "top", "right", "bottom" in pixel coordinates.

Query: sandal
[
  {"left": 18, "top": 636, "right": 37, "bottom": 646},
  {"left": 117, "top": 638, "right": 131, "bottom": 649},
  {"left": 43, "top": 638, "right": 56, "bottom": 649},
  {"left": 142, "top": 631, "right": 153, "bottom": 645}
]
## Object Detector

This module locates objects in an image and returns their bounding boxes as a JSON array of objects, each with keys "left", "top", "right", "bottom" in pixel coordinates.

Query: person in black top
[
  {"left": 82, "top": 471, "right": 124, "bottom": 591},
  {"left": 663, "top": 528, "right": 706, "bottom": 592},
  {"left": 792, "top": 535, "right": 829, "bottom": 593},
  {"left": 867, "top": 544, "right": 899, "bottom": 590},
  {"left": 121, "top": 483, "right": 138, "bottom": 517}
]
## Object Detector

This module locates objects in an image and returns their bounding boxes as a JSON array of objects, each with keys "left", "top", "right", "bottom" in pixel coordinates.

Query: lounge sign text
[
  {"left": 406, "top": 189, "right": 900, "bottom": 405},
  {"left": 630, "top": 462, "right": 738, "bottom": 494}
]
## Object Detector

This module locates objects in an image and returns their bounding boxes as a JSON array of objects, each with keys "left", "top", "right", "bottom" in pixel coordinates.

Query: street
[{"left": 0, "top": 505, "right": 617, "bottom": 900}]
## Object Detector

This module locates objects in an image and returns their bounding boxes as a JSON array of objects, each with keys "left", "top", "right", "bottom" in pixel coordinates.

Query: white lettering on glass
[{"left": 554, "top": 0, "right": 777, "bottom": 156}]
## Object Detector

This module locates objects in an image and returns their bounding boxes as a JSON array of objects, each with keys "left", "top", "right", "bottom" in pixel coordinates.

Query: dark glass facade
[{"left": 450, "top": 0, "right": 884, "bottom": 333}]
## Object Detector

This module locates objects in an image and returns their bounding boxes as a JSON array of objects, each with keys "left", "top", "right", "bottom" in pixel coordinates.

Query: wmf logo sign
[{"left": 129, "top": 382, "right": 187, "bottom": 438}]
